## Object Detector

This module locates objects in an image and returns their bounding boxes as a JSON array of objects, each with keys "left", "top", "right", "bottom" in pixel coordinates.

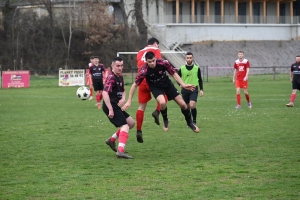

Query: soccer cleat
[
  {"left": 116, "top": 151, "right": 133, "bottom": 159},
  {"left": 136, "top": 130, "right": 144, "bottom": 143},
  {"left": 152, "top": 110, "right": 160, "bottom": 125},
  {"left": 187, "top": 121, "right": 200, "bottom": 133},
  {"left": 163, "top": 120, "right": 169, "bottom": 132},
  {"left": 105, "top": 138, "right": 117, "bottom": 152},
  {"left": 286, "top": 102, "right": 294, "bottom": 107},
  {"left": 89, "top": 96, "right": 93, "bottom": 100},
  {"left": 235, "top": 105, "right": 241, "bottom": 109},
  {"left": 248, "top": 102, "right": 252, "bottom": 108}
]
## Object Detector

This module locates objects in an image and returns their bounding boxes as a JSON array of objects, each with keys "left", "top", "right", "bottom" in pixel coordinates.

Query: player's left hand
[
  {"left": 121, "top": 101, "right": 131, "bottom": 111},
  {"left": 199, "top": 90, "right": 204, "bottom": 97},
  {"left": 243, "top": 77, "right": 248, "bottom": 81},
  {"left": 182, "top": 84, "right": 196, "bottom": 91}
]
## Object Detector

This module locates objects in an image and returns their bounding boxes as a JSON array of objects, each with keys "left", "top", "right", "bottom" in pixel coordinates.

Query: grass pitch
[{"left": 0, "top": 75, "right": 299, "bottom": 199}]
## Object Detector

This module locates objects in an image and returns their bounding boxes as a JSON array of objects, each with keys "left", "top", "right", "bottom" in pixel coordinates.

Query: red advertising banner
[{"left": 2, "top": 71, "right": 30, "bottom": 88}]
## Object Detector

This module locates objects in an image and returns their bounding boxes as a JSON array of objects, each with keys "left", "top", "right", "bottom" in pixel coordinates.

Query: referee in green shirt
[{"left": 178, "top": 52, "right": 204, "bottom": 125}]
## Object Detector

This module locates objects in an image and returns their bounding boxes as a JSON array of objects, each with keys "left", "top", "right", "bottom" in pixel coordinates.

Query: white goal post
[
  {"left": 117, "top": 51, "right": 186, "bottom": 57},
  {"left": 117, "top": 51, "right": 208, "bottom": 83}
]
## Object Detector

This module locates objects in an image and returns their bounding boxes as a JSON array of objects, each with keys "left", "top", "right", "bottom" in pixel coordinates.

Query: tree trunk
[
  {"left": 134, "top": 0, "right": 147, "bottom": 49},
  {"left": 2, "top": 0, "right": 13, "bottom": 41},
  {"left": 119, "top": 0, "right": 131, "bottom": 44}
]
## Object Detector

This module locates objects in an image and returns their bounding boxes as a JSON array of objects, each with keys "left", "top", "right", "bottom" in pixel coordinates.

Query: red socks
[
  {"left": 136, "top": 110, "right": 144, "bottom": 131},
  {"left": 236, "top": 94, "right": 241, "bottom": 105},
  {"left": 156, "top": 102, "right": 160, "bottom": 112},
  {"left": 245, "top": 94, "right": 250, "bottom": 103},
  {"left": 118, "top": 131, "right": 128, "bottom": 153},
  {"left": 110, "top": 129, "right": 120, "bottom": 142},
  {"left": 290, "top": 94, "right": 296, "bottom": 102},
  {"left": 90, "top": 88, "right": 93, "bottom": 96}
]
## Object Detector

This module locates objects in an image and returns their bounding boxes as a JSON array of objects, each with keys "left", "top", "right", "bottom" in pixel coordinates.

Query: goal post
[{"left": 117, "top": 51, "right": 208, "bottom": 84}]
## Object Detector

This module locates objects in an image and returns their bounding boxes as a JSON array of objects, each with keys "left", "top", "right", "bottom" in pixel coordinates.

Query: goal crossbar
[{"left": 117, "top": 51, "right": 186, "bottom": 57}]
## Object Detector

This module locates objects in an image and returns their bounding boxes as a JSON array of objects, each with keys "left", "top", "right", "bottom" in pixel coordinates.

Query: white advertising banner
[{"left": 59, "top": 69, "right": 85, "bottom": 86}]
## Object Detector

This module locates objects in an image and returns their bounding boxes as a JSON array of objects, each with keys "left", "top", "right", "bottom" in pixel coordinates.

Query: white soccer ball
[{"left": 76, "top": 86, "right": 90, "bottom": 100}]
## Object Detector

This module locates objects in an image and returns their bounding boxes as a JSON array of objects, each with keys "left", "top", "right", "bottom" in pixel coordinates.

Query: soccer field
[{"left": 0, "top": 75, "right": 299, "bottom": 199}]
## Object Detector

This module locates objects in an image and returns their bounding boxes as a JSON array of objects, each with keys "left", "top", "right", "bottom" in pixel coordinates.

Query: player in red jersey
[
  {"left": 232, "top": 51, "right": 252, "bottom": 108},
  {"left": 86, "top": 57, "right": 94, "bottom": 100},
  {"left": 89, "top": 56, "right": 106, "bottom": 109},
  {"left": 286, "top": 55, "right": 300, "bottom": 107},
  {"left": 135, "top": 37, "right": 167, "bottom": 143}
]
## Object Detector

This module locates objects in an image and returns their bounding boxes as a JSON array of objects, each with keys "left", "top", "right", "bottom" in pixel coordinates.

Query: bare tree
[
  {"left": 134, "top": 0, "right": 147, "bottom": 48},
  {"left": 1, "top": 0, "right": 13, "bottom": 40},
  {"left": 80, "top": 0, "right": 115, "bottom": 46}
]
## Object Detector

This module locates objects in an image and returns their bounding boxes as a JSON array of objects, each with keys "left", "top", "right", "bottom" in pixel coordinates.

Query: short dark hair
[
  {"left": 186, "top": 52, "right": 193, "bottom": 56},
  {"left": 89, "top": 56, "right": 94, "bottom": 59},
  {"left": 147, "top": 37, "right": 159, "bottom": 45},
  {"left": 112, "top": 57, "right": 123, "bottom": 63},
  {"left": 145, "top": 51, "right": 155, "bottom": 60},
  {"left": 238, "top": 51, "right": 244, "bottom": 54},
  {"left": 93, "top": 56, "right": 99, "bottom": 59},
  {"left": 296, "top": 55, "right": 300, "bottom": 58}
]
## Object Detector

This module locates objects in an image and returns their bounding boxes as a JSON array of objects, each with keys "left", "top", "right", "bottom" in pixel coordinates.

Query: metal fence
[{"left": 1, "top": 66, "right": 289, "bottom": 85}]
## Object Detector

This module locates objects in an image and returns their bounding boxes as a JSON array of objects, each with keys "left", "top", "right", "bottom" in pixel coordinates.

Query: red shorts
[
  {"left": 236, "top": 80, "right": 248, "bottom": 89},
  {"left": 138, "top": 81, "right": 152, "bottom": 103}
]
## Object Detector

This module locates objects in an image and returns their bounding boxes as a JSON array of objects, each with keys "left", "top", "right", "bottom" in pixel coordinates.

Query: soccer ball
[{"left": 76, "top": 86, "right": 90, "bottom": 100}]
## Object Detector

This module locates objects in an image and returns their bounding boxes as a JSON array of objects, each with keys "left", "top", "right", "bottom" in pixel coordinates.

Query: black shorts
[
  {"left": 181, "top": 86, "right": 198, "bottom": 104},
  {"left": 93, "top": 79, "right": 103, "bottom": 91},
  {"left": 150, "top": 82, "right": 180, "bottom": 101},
  {"left": 102, "top": 102, "right": 130, "bottom": 128},
  {"left": 292, "top": 79, "right": 300, "bottom": 90}
]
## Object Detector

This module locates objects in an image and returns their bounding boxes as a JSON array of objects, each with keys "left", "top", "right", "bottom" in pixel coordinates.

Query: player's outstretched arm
[
  {"left": 103, "top": 91, "right": 114, "bottom": 118},
  {"left": 172, "top": 73, "right": 195, "bottom": 91},
  {"left": 122, "top": 83, "right": 138, "bottom": 111}
]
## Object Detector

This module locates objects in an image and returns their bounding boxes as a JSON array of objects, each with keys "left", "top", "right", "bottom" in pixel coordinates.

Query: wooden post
[
  {"left": 176, "top": 0, "right": 179, "bottom": 23},
  {"left": 290, "top": 1, "right": 293, "bottom": 24},
  {"left": 206, "top": 0, "right": 210, "bottom": 23},
  {"left": 221, "top": 0, "right": 224, "bottom": 23},
  {"left": 263, "top": 1, "right": 266, "bottom": 23},
  {"left": 235, "top": 0, "right": 238, "bottom": 23},
  {"left": 249, "top": 0, "right": 253, "bottom": 23},
  {"left": 277, "top": 0, "right": 280, "bottom": 23},
  {"left": 192, "top": 0, "right": 195, "bottom": 23}
]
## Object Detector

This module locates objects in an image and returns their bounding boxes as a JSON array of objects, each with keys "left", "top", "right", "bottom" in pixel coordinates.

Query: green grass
[{"left": 0, "top": 74, "right": 299, "bottom": 199}]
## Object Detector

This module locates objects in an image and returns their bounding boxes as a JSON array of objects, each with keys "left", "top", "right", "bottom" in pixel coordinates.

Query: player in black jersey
[
  {"left": 286, "top": 55, "right": 300, "bottom": 107},
  {"left": 103, "top": 57, "right": 135, "bottom": 159},
  {"left": 89, "top": 56, "right": 106, "bottom": 109},
  {"left": 123, "top": 51, "right": 199, "bottom": 134}
]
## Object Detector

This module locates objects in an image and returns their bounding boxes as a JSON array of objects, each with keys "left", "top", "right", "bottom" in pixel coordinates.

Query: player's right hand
[{"left": 108, "top": 110, "right": 114, "bottom": 118}]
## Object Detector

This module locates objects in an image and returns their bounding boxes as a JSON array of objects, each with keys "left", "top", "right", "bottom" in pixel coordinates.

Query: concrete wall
[{"left": 154, "top": 24, "right": 300, "bottom": 45}]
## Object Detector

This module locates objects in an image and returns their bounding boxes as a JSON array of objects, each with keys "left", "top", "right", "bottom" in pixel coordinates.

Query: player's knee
[
  {"left": 126, "top": 118, "right": 135, "bottom": 129},
  {"left": 179, "top": 101, "right": 188, "bottom": 110},
  {"left": 189, "top": 103, "right": 196, "bottom": 109}
]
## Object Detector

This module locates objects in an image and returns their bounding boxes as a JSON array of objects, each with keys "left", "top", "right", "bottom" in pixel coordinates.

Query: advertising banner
[
  {"left": 1, "top": 71, "right": 30, "bottom": 88},
  {"left": 59, "top": 69, "right": 85, "bottom": 86}
]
